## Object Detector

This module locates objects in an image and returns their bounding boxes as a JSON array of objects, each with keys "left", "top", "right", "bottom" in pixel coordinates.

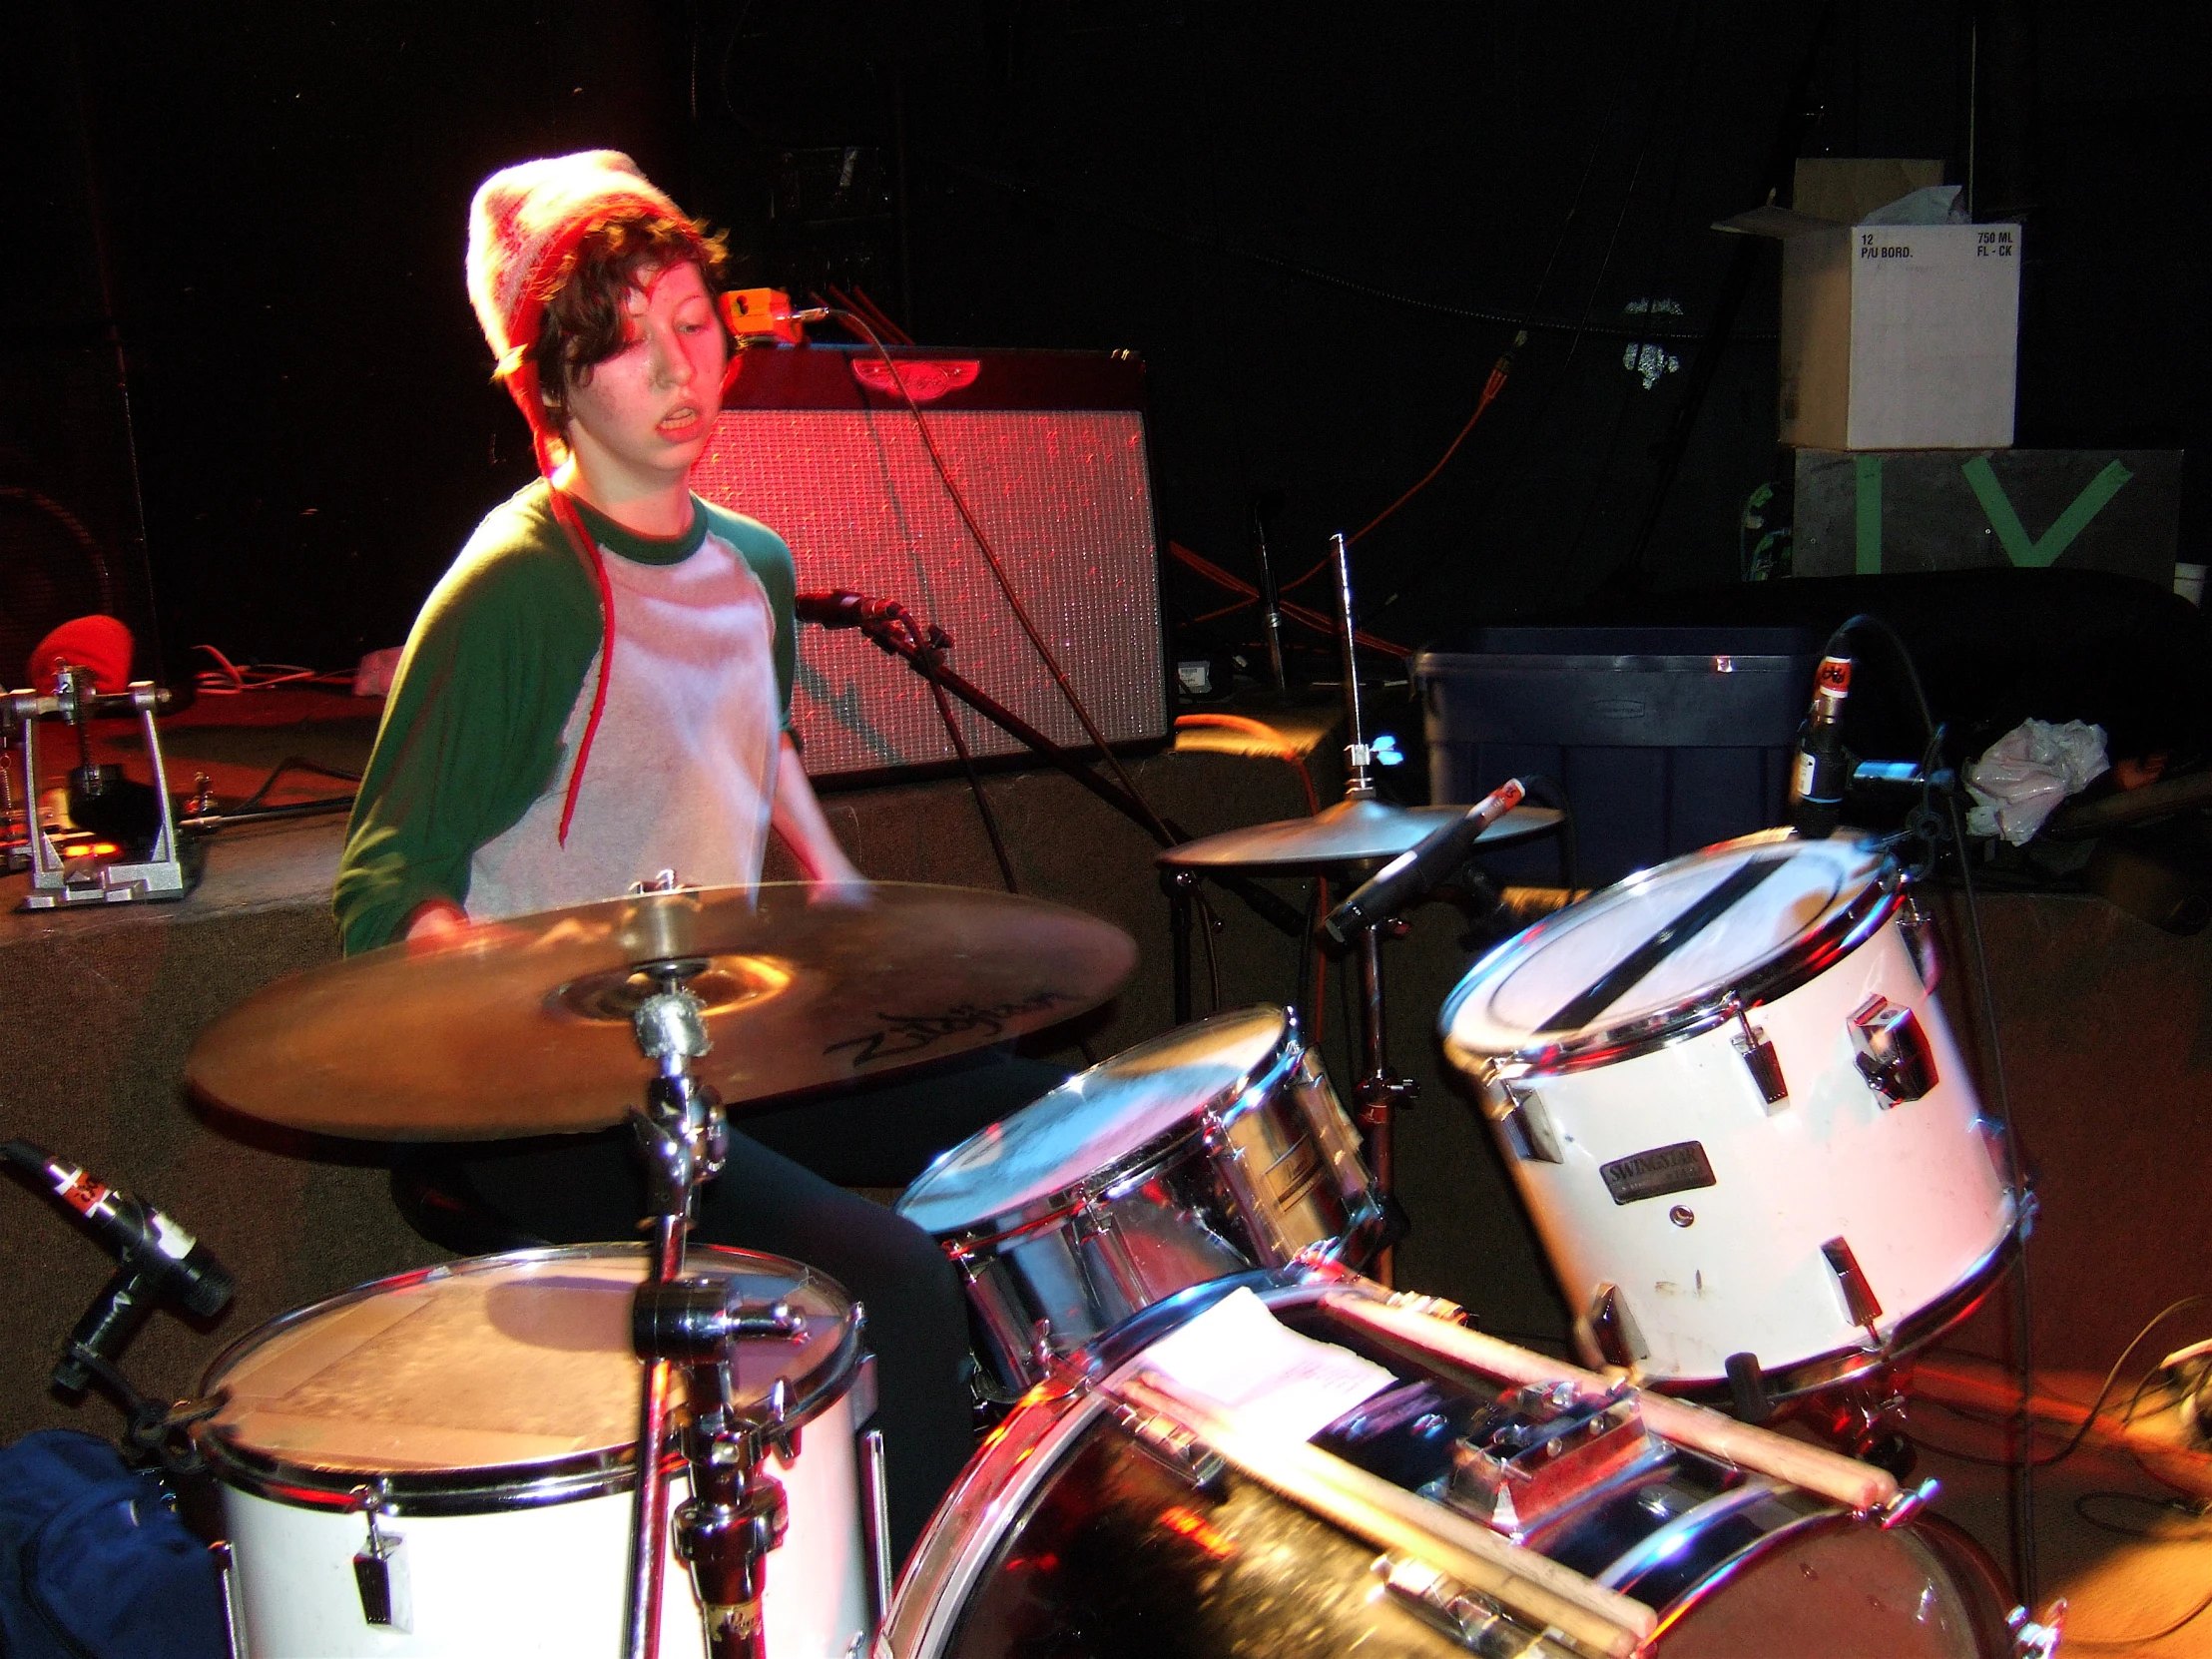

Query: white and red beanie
[{"left": 464, "top": 150, "right": 686, "bottom": 440}]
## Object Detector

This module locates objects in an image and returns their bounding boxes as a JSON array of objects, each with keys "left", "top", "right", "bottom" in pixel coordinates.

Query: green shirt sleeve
[
  {"left": 697, "top": 499, "right": 798, "bottom": 731},
  {"left": 333, "top": 484, "right": 602, "bottom": 954}
]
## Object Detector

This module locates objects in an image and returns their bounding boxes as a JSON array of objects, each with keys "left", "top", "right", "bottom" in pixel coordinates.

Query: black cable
[
  {"left": 926, "top": 679, "right": 1018, "bottom": 893},
  {"left": 826, "top": 309, "right": 1180, "bottom": 851},
  {"left": 1195, "top": 889, "right": 1223, "bottom": 1015},
  {"left": 2071, "top": 1489, "right": 2212, "bottom": 1540},
  {"left": 915, "top": 152, "right": 1774, "bottom": 347},
  {"left": 2063, "top": 1585, "right": 2212, "bottom": 1652},
  {"left": 1910, "top": 1297, "right": 2212, "bottom": 1472},
  {"left": 234, "top": 755, "right": 362, "bottom": 814}
]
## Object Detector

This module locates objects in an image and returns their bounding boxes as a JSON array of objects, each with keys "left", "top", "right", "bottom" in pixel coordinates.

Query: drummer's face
[{"left": 562, "top": 262, "right": 728, "bottom": 493}]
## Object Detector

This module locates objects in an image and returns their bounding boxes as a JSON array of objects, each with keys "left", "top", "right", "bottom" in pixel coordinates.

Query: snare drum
[
  {"left": 882, "top": 1276, "right": 2017, "bottom": 1659},
  {"left": 896, "top": 1006, "right": 1384, "bottom": 1394},
  {"left": 1441, "top": 830, "right": 2018, "bottom": 1396},
  {"left": 199, "top": 1245, "right": 875, "bottom": 1658}
]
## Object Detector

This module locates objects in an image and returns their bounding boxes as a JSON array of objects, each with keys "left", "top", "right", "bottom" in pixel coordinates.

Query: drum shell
[
  {"left": 199, "top": 1245, "right": 872, "bottom": 1659},
  {"left": 924, "top": 1029, "right": 1383, "bottom": 1394},
  {"left": 882, "top": 1279, "right": 2012, "bottom": 1659},
  {"left": 1461, "top": 911, "right": 2014, "bottom": 1386},
  {"left": 218, "top": 1393, "right": 863, "bottom": 1659}
]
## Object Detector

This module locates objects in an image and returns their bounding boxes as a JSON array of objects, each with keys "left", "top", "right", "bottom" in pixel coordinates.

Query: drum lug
[
  {"left": 348, "top": 1481, "right": 411, "bottom": 1633},
  {"left": 1577, "top": 1283, "right": 1649, "bottom": 1372},
  {"left": 2007, "top": 1598, "right": 2067, "bottom": 1658},
  {"left": 1820, "top": 1236, "right": 1886, "bottom": 1347},
  {"left": 1896, "top": 890, "right": 1941, "bottom": 989},
  {"left": 1723, "top": 994, "right": 1789, "bottom": 1111},
  {"left": 1110, "top": 1400, "right": 1226, "bottom": 1491},
  {"left": 1848, "top": 996, "right": 1938, "bottom": 1105},
  {"left": 1494, "top": 1083, "right": 1562, "bottom": 1163},
  {"left": 1372, "top": 1554, "right": 1574, "bottom": 1658},
  {"left": 1873, "top": 1475, "right": 1939, "bottom": 1529}
]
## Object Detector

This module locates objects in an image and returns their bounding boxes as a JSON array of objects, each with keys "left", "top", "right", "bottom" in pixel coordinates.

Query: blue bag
[{"left": 0, "top": 1429, "right": 228, "bottom": 1659}]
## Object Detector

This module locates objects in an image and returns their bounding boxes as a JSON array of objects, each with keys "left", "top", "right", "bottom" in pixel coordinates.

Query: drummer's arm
[{"left": 770, "top": 735, "right": 863, "bottom": 884}]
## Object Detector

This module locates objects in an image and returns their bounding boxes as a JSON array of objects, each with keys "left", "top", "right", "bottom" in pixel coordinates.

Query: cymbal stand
[
  {"left": 625, "top": 977, "right": 803, "bottom": 1659},
  {"left": 1325, "top": 532, "right": 1415, "bottom": 1283}
]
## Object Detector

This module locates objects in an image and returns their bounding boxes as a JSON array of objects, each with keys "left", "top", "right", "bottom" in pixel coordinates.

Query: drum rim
[
  {"left": 1443, "top": 830, "right": 1905, "bottom": 1080},
  {"left": 194, "top": 1242, "right": 863, "bottom": 1516},
  {"left": 899, "top": 1004, "right": 1305, "bottom": 1242},
  {"left": 1651, "top": 1222, "right": 2021, "bottom": 1402}
]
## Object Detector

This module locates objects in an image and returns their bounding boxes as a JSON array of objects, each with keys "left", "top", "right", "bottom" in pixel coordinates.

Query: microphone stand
[{"left": 837, "top": 600, "right": 1306, "bottom": 942}]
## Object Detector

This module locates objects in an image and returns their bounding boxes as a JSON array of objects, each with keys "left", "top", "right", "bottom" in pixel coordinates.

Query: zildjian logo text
[{"left": 825, "top": 992, "right": 1073, "bottom": 1066}]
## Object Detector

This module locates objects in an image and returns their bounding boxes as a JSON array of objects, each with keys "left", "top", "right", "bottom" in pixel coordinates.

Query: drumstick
[
  {"left": 1322, "top": 1293, "right": 1903, "bottom": 1514},
  {"left": 1118, "top": 1373, "right": 1654, "bottom": 1659}
]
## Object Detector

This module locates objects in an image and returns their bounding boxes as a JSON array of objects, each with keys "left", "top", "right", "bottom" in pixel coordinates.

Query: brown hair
[{"left": 531, "top": 210, "right": 732, "bottom": 434}]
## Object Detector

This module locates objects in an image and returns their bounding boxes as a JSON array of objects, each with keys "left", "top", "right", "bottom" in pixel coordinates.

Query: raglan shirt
[{"left": 333, "top": 480, "right": 797, "bottom": 955}]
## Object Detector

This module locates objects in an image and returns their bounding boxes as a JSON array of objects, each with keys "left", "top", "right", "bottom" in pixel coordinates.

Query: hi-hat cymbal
[
  {"left": 186, "top": 882, "right": 1137, "bottom": 1141},
  {"left": 1157, "top": 796, "right": 1562, "bottom": 874}
]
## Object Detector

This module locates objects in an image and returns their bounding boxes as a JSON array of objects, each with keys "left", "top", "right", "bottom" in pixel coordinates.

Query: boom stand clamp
[
  {"left": 3, "top": 666, "right": 191, "bottom": 908},
  {"left": 623, "top": 977, "right": 802, "bottom": 1659}
]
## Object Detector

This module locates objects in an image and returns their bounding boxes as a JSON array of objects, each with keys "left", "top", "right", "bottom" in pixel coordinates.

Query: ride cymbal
[{"left": 186, "top": 882, "right": 1137, "bottom": 1140}]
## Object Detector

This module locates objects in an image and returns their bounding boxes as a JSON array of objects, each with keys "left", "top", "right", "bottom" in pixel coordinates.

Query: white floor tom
[
  {"left": 199, "top": 1245, "right": 875, "bottom": 1658},
  {"left": 896, "top": 1005, "right": 1384, "bottom": 1394},
  {"left": 1441, "top": 830, "right": 2018, "bottom": 1397}
]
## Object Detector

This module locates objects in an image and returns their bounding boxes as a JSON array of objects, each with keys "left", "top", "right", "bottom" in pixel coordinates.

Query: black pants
[{"left": 403, "top": 1048, "right": 1064, "bottom": 1565}]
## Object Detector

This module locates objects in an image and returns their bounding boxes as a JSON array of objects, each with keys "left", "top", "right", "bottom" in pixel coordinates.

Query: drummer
[{"left": 333, "top": 151, "right": 1011, "bottom": 1560}]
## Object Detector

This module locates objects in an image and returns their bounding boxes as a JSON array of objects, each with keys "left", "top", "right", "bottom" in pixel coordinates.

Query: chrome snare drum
[
  {"left": 883, "top": 1276, "right": 2017, "bottom": 1659},
  {"left": 199, "top": 1245, "right": 877, "bottom": 1659},
  {"left": 896, "top": 1005, "right": 1384, "bottom": 1394},
  {"left": 1441, "top": 830, "right": 2018, "bottom": 1398}
]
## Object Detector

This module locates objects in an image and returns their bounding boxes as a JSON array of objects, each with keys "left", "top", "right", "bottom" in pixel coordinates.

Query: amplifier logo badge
[
  {"left": 849, "top": 358, "right": 981, "bottom": 403},
  {"left": 1600, "top": 1141, "right": 1717, "bottom": 1206}
]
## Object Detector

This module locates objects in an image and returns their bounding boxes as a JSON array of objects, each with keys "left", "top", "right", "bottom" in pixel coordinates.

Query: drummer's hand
[
  {"left": 401, "top": 899, "right": 531, "bottom": 955},
  {"left": 404, "top": 898, "right": 469, "bottom": 943}
]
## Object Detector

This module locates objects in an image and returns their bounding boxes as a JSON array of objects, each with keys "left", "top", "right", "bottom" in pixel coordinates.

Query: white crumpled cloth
[{"left": 1965, "top": 719, "right": 2110, "bottom": 844}]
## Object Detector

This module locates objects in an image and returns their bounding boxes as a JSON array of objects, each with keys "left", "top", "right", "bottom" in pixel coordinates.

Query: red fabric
[{"left": 29, "top": 614, "right": 134, "bottom": 695}]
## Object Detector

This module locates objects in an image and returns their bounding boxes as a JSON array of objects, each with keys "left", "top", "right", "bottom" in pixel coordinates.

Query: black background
[{"left": 3, "top": 1, "right": 2203, "bottom": 683}]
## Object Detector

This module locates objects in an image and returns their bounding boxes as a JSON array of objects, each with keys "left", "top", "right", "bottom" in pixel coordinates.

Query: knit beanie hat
[
  {"left": 463, "top": 151, "right": 692, "bottom": 845},
  {"left": 464, "top": 150, "right": 686, "bottom": 450}
]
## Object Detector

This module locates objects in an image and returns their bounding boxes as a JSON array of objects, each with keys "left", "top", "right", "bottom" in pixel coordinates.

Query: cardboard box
[{"left": 1719, "top": 160, "right": 2021, "bottom": 450}]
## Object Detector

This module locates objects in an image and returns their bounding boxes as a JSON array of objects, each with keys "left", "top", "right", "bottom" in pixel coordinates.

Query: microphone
[
  {"left": 795, "top": 589, "right": 880, "bottom": 630},
  {"left": 1322, "top": 779, "right": 1526, "bottom": 943},
  {"left": 1789, "top": 640, "right": 1855, "bottom": 839},
  {"left": 3, "top": 1140, "right": 236, "bottom": 1391}
]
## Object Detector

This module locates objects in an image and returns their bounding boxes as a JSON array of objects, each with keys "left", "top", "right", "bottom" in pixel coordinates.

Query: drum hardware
[
  {"left": 2007, "top": 1602, "right": 2066, "bottom": 1659},
  {"left": 4, "top": 666, "right": 196, "bottom": 907},
  {"left": 1819, "top": 1237, "right": 1886, "bottom": 1344},
  {"left": 1438, "top": 1382, "right": 1662, "bottom": 1538},
  {"left": 348, "top": 1482, "right": 411, "bottom": 1632},
  {"left": 1722, "top": 993, "right": 1789, "bottom": 1109},
  {"left": 899, "top": 1006, "right": 1387, "bottom": 1393},
  {"left": 1372, "top": 1553, "right": 1579, "bottom": 1659},
  {"left": 1489, "top": 1078, "right": 1563, "bottom": 1163},
  {"left": 1581, "top": 1283, "right": 1650, "bottom": 1372},
  {"left": 1849, "top": 994, "right": 1938, "bottom": 1104}
]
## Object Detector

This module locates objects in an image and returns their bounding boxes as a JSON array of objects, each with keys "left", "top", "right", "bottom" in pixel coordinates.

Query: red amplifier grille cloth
[{"left": 690, "top": 408, "right": 1167, "bottom": 781}]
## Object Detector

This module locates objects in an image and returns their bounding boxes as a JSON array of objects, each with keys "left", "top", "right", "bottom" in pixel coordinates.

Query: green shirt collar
[{"left": 565, "top": 491, "right": 708, "bottom": 566}]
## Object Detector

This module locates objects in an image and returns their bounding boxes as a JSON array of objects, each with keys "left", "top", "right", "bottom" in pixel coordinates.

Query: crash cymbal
[
  {"left": 186, "top": 882, "right": 1136, "bottom": 1141},
  {"left": 1157, "top": 796, "right": 1562, "bottom": 874}
]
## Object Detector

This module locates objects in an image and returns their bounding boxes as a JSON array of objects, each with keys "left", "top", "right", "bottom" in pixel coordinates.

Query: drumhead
[
  {"left": 199, "top": 1244, "right": 857, "bottom": 1509},
  {"left": 898, "top": 1006, "right": 1291, "bottom": 1233},
  {"left": 1444, "top": 831, "right": 1891, "bottom": 1062}
]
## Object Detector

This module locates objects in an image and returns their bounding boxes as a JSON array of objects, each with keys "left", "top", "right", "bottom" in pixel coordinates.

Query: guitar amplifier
[{"left": 688, "top": 345, "right": 1170, "bottom": 783}]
